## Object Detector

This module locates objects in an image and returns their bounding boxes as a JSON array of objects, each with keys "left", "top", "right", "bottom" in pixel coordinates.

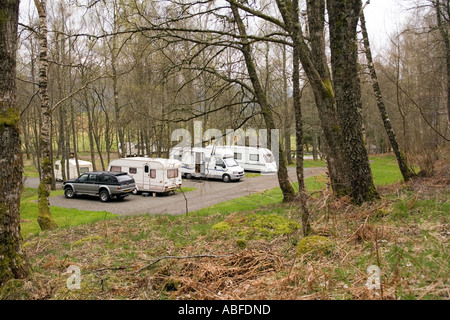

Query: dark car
[{"left": 62, "top": 172, "right": 136, "bottom": 202}]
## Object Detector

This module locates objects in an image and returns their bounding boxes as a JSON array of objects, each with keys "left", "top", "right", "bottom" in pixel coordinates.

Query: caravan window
[
  {"left": 150, "top": 169, "right": 156, "bottom": 179},
  {"left": 263, "top": 153, "right": 275, "bottom": 163},
  {"left": 129, "top": 167, "right": 137, "bottom": 174},
  {"left": 234, "top": 153, "right": 242, "bottom": 160},
  {"left": 250, "top": 154, "right": 260, "bottom": 161},
  {"left": 144, "top": 165, "right": 149, "bottom": 173},
  {"left": 55, "top": 164, "right": 60, "bottom": 170},
  {"left": 167, "top": 169, "right": 178, "bottom": 179},
  {"left": 80, "top": 167, "right": 89, "bottom": 174},
  {"left": 110, "top": 166, "right": 122, "bottom": 172}
]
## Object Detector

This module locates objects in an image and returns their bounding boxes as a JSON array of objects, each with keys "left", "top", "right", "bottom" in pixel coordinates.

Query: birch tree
[
  {"left": 360, "top": 4, "right": 416, "bottom": 182},
  {"left": 34, "top": 0, "right": 58, "bottom": 230}
]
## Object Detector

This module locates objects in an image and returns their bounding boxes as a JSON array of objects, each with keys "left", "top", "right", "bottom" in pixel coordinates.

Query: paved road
[{"left": 24, "top": 167, "right": 325, "bottom": 216}]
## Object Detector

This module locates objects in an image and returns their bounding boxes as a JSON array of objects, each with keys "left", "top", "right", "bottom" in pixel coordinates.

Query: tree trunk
[
  {"left": 34, "top": 0, "right": 58, "bottom": 231},
  {"left": 435, "top": 0, "right": 450, "bottom": 123},
  {"left": 277, "top": 0, "right": 352, "bottom": 198},
  {"left": 0, "top": 0, "right": 30, "bottom": 284},
  {"left": 291, "top": 0, "right": 311, "bottom": 235},
  {"left": 230, "top": 1, "right": 296, "bottom": 202},
  {"left": 282, "top": 45, "right": 293, "bottom": 166},
  {"left": 360, "top": 10, "right": 416, "bottom": 182},
  {"left": 327, "top": 0, "right": 378, "bottom": 204}
]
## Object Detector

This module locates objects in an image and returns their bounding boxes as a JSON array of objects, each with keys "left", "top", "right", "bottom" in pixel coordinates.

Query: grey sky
[
  {"left": 363, "top": 0, "right": 412, "bottom": 53},
  {"left": 19, "top": 0, "right": 412, "bottom": 55}
]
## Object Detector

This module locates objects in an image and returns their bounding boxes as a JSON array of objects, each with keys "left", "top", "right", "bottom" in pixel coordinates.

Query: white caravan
[
  {"left": 108, "top": 157, "right": 182, "bottom": 194},
  {"left": 54, "top": 159, "right": 93, "bottom": 181},
  {"left": 169, "top": 146, "right": 245, "bottom": 182},
  {"left": 219, "top": 145, "right": 278, "bottom": 174}
]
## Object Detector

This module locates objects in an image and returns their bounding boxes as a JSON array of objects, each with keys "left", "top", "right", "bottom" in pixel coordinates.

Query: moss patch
[
  {"left": 212, "top": 212, "right": 301, "bottom": 241},
  {"left": 72, "top": 235, "right": 104, "bottom": 247},
  {"left": 297, "top": 235, "right": 334, "bottom": 256},
  {"left": 0, "top": 107, "right": 20, "bottom": 130}
]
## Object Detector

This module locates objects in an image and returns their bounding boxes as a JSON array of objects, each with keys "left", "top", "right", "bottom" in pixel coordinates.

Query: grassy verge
[
  {"left": 289, "top": 159, "right": 326, "bottom": 168},
  {"left": 174, "top": 187, "right": 197, "bottom": 193},
  {"left": 23, "top": 161, "right": 40, "bottom": 178},
  {"left": 20, "top": 188, "right": 116, "bottom": 238}
]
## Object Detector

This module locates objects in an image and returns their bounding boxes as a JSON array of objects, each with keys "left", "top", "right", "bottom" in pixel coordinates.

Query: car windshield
[{"left": 224, "top": 158, "right": 239, "bottom": 167}]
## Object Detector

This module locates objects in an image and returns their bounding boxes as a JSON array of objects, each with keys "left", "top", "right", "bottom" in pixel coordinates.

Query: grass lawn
[
  {"left": 289, "top": 159, "right": 326, "bottom": 168},
  {"left": 20, "top": 188, "right": 116, "bottom": 238},
  {"left": 23, "top": 162, "right": 40, "bottom": 178}
]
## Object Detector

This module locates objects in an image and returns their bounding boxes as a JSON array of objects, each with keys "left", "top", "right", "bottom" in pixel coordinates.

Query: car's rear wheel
[
  {"left": 99, "top": 189, "right": 110, "bottom": 202},
  {"left": 64, "top": 187, "right": 75, "bottom": 198}
]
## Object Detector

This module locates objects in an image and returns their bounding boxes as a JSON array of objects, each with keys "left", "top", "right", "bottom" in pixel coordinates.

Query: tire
[
  {"left": 64, "top": 187, "right": 75, "bottom": 199},
  {"left": 222, "top": 174, "right": 231, "bottom": 183},
  {"left": 132, "top": 188, "right": 139, "bottom": 195},
  {"left": 185, "top": 173, "right": 192, "bottom": 179},
  {"left": 99, "top": 189, "right": 111, "bottom": 202}
]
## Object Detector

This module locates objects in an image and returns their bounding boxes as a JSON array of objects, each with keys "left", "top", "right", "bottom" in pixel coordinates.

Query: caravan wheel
[{"left": 185, "top": 173, "right": 192, "bottom": 179}]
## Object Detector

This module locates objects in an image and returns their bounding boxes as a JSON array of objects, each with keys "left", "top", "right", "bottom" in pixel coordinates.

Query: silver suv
[{"left": 63, "top": 172, "right": 136, "bottom": 202}]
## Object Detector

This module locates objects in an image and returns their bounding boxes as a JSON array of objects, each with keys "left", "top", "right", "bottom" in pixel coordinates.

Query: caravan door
[
  {"left": 143, "top": 164, "right": 151, "bottom": 191},
  {"left": 195, "top": 152, "right": 205, "bottom": 175}
]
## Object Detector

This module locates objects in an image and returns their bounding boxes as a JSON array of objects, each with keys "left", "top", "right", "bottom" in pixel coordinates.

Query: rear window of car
[
  {"left": 117, "top": 175, "right": 134, "bottom": 183},
  {"left": 99, "top": 175, "right": 117, "bottom": 184}
]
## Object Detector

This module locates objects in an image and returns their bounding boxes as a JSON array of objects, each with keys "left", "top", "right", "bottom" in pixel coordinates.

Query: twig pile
[{"left": 147, "top": 249, "right": 283, "bottom": 299}]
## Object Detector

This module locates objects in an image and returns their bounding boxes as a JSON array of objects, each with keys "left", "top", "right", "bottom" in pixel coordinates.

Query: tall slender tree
[
  {"left": 0, "top": 0, "right": 30, "bottom": 284},
  {"left": 229, "top": 0, "right": 297, "bottom": 202},
  {"left": 360, "top": 5, "right": 416, "bottom": 182},
  {"left": 34, "top": 0, "right": 58, "bottom": 230}
]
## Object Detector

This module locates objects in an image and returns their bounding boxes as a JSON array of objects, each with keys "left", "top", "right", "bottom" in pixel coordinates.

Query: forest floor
[{"left": 1, "top": 155, "right": 448, "bottom": 300}]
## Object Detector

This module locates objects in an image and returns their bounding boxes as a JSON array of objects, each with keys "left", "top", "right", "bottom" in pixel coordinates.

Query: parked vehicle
[
  {"left": 170, "top": 146, "right": 245, "bottom": 182},
  {"left": 221, "top": 145, "right": 278, "bottom": 174},
  {"left": 108, "top": 157, "right": 182, "bottom": 194},
  {"left": 54, "top": 159, "right": 93, "bottom": 181},
  {"left": 63, "top": 171, "right": 135, "bottom": 202}
]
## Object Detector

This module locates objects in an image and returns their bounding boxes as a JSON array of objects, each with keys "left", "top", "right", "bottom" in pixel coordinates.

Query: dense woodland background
[{"left": 16, "top": 0, "right": 448, "bottom": 174}]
